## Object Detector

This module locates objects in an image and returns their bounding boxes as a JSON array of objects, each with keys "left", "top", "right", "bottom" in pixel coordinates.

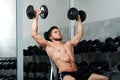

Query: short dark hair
[{"left": 44, "top": 26, "right": 58, "bottom": 41}]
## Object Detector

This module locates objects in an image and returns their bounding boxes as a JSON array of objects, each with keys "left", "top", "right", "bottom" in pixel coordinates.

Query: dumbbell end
[
  {"left": 78, "top": 10, "right": 86, "bottom": 22},
  {"left": 67, "top": 7, "right": 78, "bottom": 20},
  {"left": 26, "top": 5, "right": 35, "bottom": 19},
  {"left": 40, "top": 5, "right": 48, "bottom": 19}
]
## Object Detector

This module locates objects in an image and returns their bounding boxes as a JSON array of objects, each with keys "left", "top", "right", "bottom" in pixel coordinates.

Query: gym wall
[
  {"left": 75, "top": 0, "right": 120, "bottom": 23},
  {"left": 75, "top": 0, "right": 120, "bottom": 41},
  {"left": 22, "top": 0, "right": 70, "bottom": 49}
]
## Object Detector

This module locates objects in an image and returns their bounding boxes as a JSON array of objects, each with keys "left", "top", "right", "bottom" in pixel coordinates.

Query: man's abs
[{"left": 56, "top": 60, "right": 78, "bottom": 73}]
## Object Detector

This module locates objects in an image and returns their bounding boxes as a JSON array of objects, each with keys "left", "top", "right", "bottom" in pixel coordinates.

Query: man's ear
[{"left": 49, "top": 36, "right": 53, "bottom": 40}]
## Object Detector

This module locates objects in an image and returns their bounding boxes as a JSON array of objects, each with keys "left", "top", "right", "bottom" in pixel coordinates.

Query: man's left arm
[{"left": 71, "top": 15, "right": 83, "bottom": 47}]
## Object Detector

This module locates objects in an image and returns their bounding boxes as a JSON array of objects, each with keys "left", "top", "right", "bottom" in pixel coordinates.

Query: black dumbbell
[
  {"left": 92, "top": 39, "right": 101, "bottom": 51},
  {"left": 31, "top": 45, "right": 39, "bottom": 55},
  {"left": 30, "top": 62, "right": 37, "bottom": 73},
  {"left": 67, "top": 7, "right": 86, "bottom": 22},
  {"left": 98, "top": 42, "right": 108, "bottom": 52},
  {"left": 26, "top": 5, "right": 48, "bottom": 19},
  {"left": 24, "top": 63, "right": 31, "bottom": 73},
  {"left": 100, "top": 61, "right": 110, "bottom": 71},
  {"left": 78, "top": 61, "right": 89, "bottom": 73},
  {"left": 39, "top": 46, "right": 47, "bottom": 56},
  {"left": 23, "top": 46, "right": 34, "bottom": 56},
  {"left": 7, "top": 75, "right": 17, "bottom": 80},
  {"left": 89, "top": 61, "right": 103, "bottom": 74},
  {"left": 114, "top": 36, "right": 120, "bottom": 48},
  {"left": 105, "top": 37, "right": 117, "bottom": 52},
  {"left": 9, "top": 61, "right": 17, "bottom": 70},
  {"left": 0, "top": 61, "right": 3, "bottom": 69},
  {"left": 117, "top": 64, "right": 120, "bottom": 71},
  {"left": 74, "top": 40, "right": 87, "bottom": 53},
  {"left": 3, "top": 62, "right": 11, "bottom": 70}
]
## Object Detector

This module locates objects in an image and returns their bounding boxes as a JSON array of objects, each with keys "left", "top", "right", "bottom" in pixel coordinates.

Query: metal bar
[{"left": 16, "top": 0, "right": 23, "bottom": 80}]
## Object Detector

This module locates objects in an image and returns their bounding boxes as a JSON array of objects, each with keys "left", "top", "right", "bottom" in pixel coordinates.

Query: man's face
[{"left": 50, "top": 28, "right": 62, "bottom": 41}]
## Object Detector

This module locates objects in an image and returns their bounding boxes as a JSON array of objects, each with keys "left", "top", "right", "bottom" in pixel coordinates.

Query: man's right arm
[{"left": 31, "top": 10, "right": 48, "bottom": 48}]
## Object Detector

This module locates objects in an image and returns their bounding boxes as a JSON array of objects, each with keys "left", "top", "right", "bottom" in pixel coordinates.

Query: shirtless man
[{"left": 31, "top": 10, "right": 109, "bottom": 80}]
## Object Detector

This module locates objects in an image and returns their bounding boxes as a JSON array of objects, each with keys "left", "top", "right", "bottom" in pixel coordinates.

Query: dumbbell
[
  {"left": 24, "top": 63, "right": 31, "bottom": 73},
  {"left": 26, "top": 5, "right": 48, "bottom": 19},
  {"left": 105, "top": 37, "right": 117, "bottom": 51},
  {"left": 39, "top": 46, "right": 47, "bottom": 56},
  {"left": 0, "top": 62, "right": 4, "bottom": 69},
  {"left": 100, "top": 61, "right": 110, "bottom": 71},
  {"left": 89, "top": 61, "right": 103, "bottom": 74},
  {"left": 7, "top": 75, "right": 17, "bottom": 80},
  {"left": 67, "top": 7, "right": 86, "bottom": 22},
  {"left": 9, "top": 61, "right": 17, "bottom": 70},
  {"left": 118, "top": 64, "right": 120, "bottom": 72},
  {"left": 30, "top": 62, "right": 37, "bottom": 73},
  {"left": 31, "top": 45, "right": 39, "bottom": 55},
  {"left": 77, "top": 61, "right": 89, "bottom": 73},
  {"left": 98, "top": 42, "right": 108, "bottom": 52},
  {"left": 114, "top": 36, "right": 120, "bottom": 48}
]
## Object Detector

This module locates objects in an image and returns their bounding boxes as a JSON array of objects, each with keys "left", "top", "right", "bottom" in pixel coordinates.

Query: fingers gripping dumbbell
[
  {"left": 26, "top": 5, "right": 48, "bottom": 19},
  {"left": 67, "top": 7, "right": 86, "bottom": 22}
]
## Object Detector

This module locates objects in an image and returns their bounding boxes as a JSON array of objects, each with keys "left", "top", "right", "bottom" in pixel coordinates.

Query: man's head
[{"left": 44, "top": 26, "right": 62, "bottom": 41}]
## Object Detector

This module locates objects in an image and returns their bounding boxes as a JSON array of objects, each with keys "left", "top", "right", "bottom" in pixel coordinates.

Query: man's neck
[{"left": 52, "top": 40, "right": 63, "bottom": 45}]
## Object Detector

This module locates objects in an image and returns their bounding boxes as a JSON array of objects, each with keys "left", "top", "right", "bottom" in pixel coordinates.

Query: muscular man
[{"left": 31, "top": 10, "right": 109, "bottom": 80}]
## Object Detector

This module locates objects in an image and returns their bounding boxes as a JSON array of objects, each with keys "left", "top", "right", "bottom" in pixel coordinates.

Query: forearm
[
  {"left": 71, "top": 19, "right": 83, "bottom": 47},
  {"left": 75, "top": 19, "right": 83, "bottom": 38},
  {"left": 31, "top": 16, "right": 39, "bottom": 37}
]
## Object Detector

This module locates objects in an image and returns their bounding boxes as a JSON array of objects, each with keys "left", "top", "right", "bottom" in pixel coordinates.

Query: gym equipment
[
  {"left": 74, "top": 40, "right": 88, "bottom": 53},
  {"left": 0, "top": 58, "right": 17, "bottom": 70},
  {"left": 105, "top": 37, "right": 117, "bottom": 52},
  {"left": 86, "top": 40, "right": 96, "bottom": 52},
  {"left": 98, "top": 42, "right": 108, "bottom": 52},
  {"left": 31, "top": 45, "right": 39, "bottom": 55},
  {"left": 24, "top": 62, "right": 50, "bottom": 73},
  {"left": 26, "top": 5, "right": 48, "bottom": 19},
  {"left": 118, "top": 64, "right": 120, "bottom": 71},
  {"left": 67, "top": 7, "right": 86, "bottom": 22},
  {"left": 77, "top": 61, "right": 89, "bottom": 73},
  {"left": 23, "top": 45, "right": 39, "bottom": 56},
  {"left": 114, "top": 36, "right": 120, "bottom": 48},
  {"left": 89, "top": 61, "right": 103, "bottom": 74},
  {"left": 0, "top": 75, "right": 17, "bottom": 80},
  {"left": 100, "top": 61, "right": 110, "bottom": 71},
  {"left": 39, "top": 46, "right": 47, "bottom": 56},
  {"left": 92, "top": 39, "right": 101, "bottom": 51}
]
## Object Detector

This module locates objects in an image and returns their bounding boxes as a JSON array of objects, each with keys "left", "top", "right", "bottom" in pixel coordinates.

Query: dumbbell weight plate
[
  {"left": 40, "top": 5, "right": 48, "bottom": 19},
  {"left": 26, "top": 5, "right": 35, "bottom": 19},
  {"left": 78, "top": 10, "right": 86, "bottom": 22},
  {"left": 67, "top": 7, "right": 78, "bottom": 20}
]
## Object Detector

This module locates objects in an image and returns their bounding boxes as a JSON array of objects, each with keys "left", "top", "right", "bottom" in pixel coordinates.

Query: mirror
[{"left": 0, "top": 0, "right": 17, "bottom": 79}]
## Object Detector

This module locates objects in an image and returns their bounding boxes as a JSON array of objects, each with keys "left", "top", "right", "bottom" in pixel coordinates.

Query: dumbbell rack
[
  {"left": 0, "top": 57, "right": 17, "bottom": 80},
  {"left": 23, "top": 45, "right": 51, "bottom": 80},
  {"left": 75, "top": 48, "right": 120, "bottom": 80}
]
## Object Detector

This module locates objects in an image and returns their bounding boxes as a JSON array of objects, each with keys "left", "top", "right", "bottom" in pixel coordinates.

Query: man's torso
[{"left": 45, "top": 40, "right": 78, "bottom": 73}]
